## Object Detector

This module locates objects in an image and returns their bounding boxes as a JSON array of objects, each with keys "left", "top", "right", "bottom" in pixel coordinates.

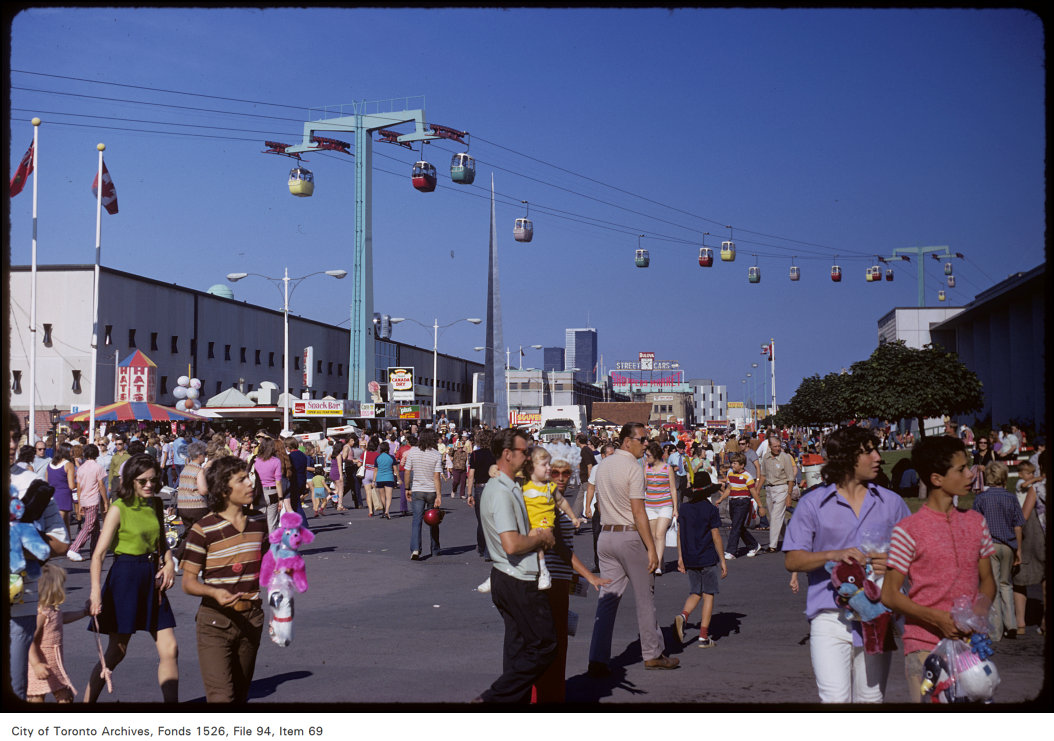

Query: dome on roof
[{"left": 206, "top": 284, "right": 234, "bottom": 299}]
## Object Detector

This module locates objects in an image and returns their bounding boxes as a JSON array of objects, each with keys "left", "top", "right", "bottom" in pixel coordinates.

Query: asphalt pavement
[{"left": 28, "top": 480, "right": 1049, "bottom": 707}]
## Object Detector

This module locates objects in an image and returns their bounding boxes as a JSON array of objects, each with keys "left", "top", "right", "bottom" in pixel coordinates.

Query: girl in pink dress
[{"left": 27, "top": 564, "right": 89, "bottom": 703}]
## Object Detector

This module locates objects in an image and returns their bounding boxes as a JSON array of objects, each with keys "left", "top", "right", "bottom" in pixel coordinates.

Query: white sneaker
[
  {"left": 538, "top": 571, "right": 551, "bottom": 591},
  {"left": 173, "top": 557, "right": 182, "bottom": 575},
  {"left": 476, "top": 576, "right": 491, "bottom": 593},
  {"left": 724, "top": 552, "right": 736, "bottom": 560},
  {"left": 66, "top": 550, "right": 85, "bottom": 562},
  {"left": 747, "top": 544, "right": 762, "bottom": 558}
]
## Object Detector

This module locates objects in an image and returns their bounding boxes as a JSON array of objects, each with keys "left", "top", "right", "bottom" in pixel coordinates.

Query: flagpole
[
  {"left": 89, "top": 143, "right": 105, "bottom": 438},
  {"left": 27, "top": 118, "right": 41, "bottom": 445}
]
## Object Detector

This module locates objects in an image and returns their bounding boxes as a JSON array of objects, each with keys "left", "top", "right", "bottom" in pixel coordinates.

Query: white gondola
[
  {"left": 944, "top": 261, "right": 954, "bottom": 276},
  {"left": 635, "top": 249, "right": 650, "bottom": 268},
  {"left": 748, "top": 265, "right": 761, "bottom": 283},
  {"left": 513, "top": 217, "right": 533, "bottom": 243},
  {"left": 947, "top": 275, "right": 956, "bottom": 288},
  {"left": 789, "top": 265, "right": 800, "bottom": 281},
  {"left": 450, "top": 152, "right": 475, "bottom": 184}
]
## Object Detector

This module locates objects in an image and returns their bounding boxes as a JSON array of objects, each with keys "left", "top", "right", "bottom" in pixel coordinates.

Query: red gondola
[{"left": 412, "top": 161, "right": 437, "bottom": 192}]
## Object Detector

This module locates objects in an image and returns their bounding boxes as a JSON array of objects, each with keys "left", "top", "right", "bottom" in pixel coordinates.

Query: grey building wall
[{"left": 929, "top": 265, "right": 1046, "bottom": 430}]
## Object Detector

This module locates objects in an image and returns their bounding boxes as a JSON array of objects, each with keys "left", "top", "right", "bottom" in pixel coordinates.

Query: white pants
[
  {"left": 809, "top": 611, "right": 891, "bottom": 703},
  {"left": 765, "top": 484, "right": 789, "bottom": 547}
]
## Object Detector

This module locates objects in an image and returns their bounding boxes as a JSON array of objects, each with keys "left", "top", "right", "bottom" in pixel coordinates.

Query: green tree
[
  {"left": 845, "top": 341, "right": 984, "bottom": 436},
  {"left": 782, "top": 372, "right": 854, "bottom": 426}
]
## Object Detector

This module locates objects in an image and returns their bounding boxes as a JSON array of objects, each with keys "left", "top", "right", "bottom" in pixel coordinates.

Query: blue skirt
[{"left": 88, "top": 554, "right": 176, "bottom": 635}]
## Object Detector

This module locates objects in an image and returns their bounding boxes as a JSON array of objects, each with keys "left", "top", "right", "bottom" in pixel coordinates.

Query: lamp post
[
  {"left": 49, "top": 405, "right": 61, "bottom": 448},
  {"left": 392, "top": 316, "right": 482, "bottom": 421},
  {"left": 227, "top": 267, "right": 347, "bottom": 434}
]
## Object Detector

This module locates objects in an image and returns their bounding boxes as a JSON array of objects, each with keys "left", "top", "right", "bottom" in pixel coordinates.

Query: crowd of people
[{"left": 7, "top": 411, "right": 1047, "bottom": 705}]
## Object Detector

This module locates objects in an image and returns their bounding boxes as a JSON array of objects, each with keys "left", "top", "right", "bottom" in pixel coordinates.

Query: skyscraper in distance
[
  {"left": 564, "top": 328, "right": 597, "bottom": 383},
  {"left": 543, "top": 347, "right": 565, "bottom": 372}
]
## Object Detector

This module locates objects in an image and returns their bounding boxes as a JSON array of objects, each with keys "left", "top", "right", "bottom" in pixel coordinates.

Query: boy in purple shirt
[{"left": 783, "top": 427, "right": 910, "bottom": 703}]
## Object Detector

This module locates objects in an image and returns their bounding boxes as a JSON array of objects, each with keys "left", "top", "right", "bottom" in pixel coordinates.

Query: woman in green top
[{"left": 85, "top": 454, "right": 179, "bottom": 702}]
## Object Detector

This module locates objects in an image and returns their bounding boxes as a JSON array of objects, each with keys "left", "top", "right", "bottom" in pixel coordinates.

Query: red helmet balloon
[{"left": 422, "top": 507, "right": 444, "bottom": 527}]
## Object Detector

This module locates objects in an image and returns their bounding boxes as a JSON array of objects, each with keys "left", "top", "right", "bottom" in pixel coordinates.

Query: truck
[{"left": 538, "top": 405, "right": 587, "bottom": 440}]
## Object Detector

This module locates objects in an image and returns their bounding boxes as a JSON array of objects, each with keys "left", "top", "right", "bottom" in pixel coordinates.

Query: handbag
[{"left": 665, "top": 518, "right": 679, "bottom": 548}]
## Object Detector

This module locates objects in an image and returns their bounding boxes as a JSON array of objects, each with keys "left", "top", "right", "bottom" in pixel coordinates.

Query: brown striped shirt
[{"left": 183, "top": 512, "right": 267, "bottom": 600}]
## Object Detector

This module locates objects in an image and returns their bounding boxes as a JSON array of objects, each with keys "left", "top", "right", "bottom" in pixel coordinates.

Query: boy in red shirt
[{"left": 882, "top": 436, "right": 996, "bottom": 702}]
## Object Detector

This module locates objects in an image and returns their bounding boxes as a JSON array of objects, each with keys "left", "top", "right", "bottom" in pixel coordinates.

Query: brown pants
[{"left": 195, "top": 603, "right": 264, "bottom": 703}]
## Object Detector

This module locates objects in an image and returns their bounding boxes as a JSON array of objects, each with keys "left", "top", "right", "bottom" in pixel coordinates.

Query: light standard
[
  {"left": 227, "top": 267, "right": 347, "bottom": 434},
  {"left": 392, "top": 316, "right": 482, "bottom": 420},
  {"left": 520, "top": 344, "right": 543, "bottom": 370}
]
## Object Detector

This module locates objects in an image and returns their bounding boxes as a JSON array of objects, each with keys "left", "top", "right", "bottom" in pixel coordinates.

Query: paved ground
[{"left": 30, "top": 481, "right": 1049, "bottom": 707}]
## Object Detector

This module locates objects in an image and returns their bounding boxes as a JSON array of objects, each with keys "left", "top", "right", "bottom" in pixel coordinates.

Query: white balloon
[
  {"left": 177, "top": 375, "right": 191, "bottom": 387},
  {"left": 185, "top": 388, "right": 199, "bottom": 400},
  {"left": 172, "top": 386, "right": 188, "bottom": 399},
  {"left": 175, "top": 399, "right": 188, "bottom": 411},
  {"left": 189, "top": 378, "right": 202, "bottom": 389},
  {"left": 191, "top": 399, "right": 202, "bottom": 410}
]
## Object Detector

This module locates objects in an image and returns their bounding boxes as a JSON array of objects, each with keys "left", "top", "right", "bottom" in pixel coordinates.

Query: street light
[
  {"left": 227, "top": 267, "right": 347, "bottom": 434},
  {"left": 392, "top": 316, "right": 482, "bottom": 420},
  {"left": 521, "top": 344, "right": 543, "bottom": 370}
]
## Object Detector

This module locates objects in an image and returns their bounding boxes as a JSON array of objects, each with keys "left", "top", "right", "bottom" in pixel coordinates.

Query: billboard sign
[
  {"left": 302, "top": 346, "right": 314, "bottom": 388},
  {"left": 388, "top": 367, "right": 415, "bottom": 401},
  {"left": 639, "top": 351, "right": 655, "bottom": 371},
  {"left": 291, "top": 399, "right": 345, "bottom": 417}
]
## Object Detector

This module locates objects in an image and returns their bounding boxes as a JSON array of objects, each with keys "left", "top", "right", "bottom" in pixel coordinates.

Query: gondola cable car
[
  {"left": 450, "top": 151, "right": 475, "bottom": 185},
  {"left": 288, "top": 163, "right": 314, "bottom": 198},
  {"left": 635, "top": 234, "right": 649, "bottom": 268},
  {"left": 938, "top": 290, "right": 947, "bottom": 302},
  {"left": 789, "top": 257, "right": 800, "bottom": 282},
  {"left": 699, "top": 233, "right": 713, "bottom": 267},
  {"left": 513, "top": 200, "right": 533, "bottom": 243},
  {"left": 748, "top": 255, "right": 761, "bottom": 284},
  {"left": 885, "top": 267, "right": 894, "bottom": 281},
  {"left": 412, "top": 143, "right": 437, "bottom": 192},
  {"left": 831, "top": 256, "right": 842, "bottom": 282},
  {"left": 947, "top": 275, "right": 956, "bottom": 288},
  {"left": 720, "top": 225, "right": 736, "bottom": 262}
]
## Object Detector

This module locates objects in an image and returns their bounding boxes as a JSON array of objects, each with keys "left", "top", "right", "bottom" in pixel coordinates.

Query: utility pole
[{"left": 887, "top": 246, "right": 962, "bottom": 307}]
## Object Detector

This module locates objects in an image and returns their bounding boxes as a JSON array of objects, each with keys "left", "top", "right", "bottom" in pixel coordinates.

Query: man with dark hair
[
  {"left": 403, "top": 430, "right": 443, "bottom": 560},
  {"left": 576, "top": 432, "right": 596, "bottom": 488},
  {"left": 475, "top": 428, "right": 557, "bottom": 703},
  {"left": 782, "top": 426, "right": 910, "bottom": 703},
  {"left": 587, "top": 422, "right": 679, "bottom": 675}
]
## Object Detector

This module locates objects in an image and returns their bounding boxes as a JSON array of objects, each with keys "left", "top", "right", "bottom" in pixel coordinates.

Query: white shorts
[{"left": 646, "top": 505, "right": 673, "bottom": 520}]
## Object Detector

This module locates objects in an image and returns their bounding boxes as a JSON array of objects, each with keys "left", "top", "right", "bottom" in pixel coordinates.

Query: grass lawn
[{"left": 879, "top": 450, "right": 1015, "bottom": 514}]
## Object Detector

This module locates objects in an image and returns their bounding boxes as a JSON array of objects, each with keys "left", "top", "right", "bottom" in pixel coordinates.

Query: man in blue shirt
[{"left": 972, "top": 461, "right": 1025, "bottom": 640}]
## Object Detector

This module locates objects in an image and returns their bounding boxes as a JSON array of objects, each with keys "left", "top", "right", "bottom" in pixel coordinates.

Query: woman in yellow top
[{"left": 84, "top": 454, "right": 178, "bottom": 703}]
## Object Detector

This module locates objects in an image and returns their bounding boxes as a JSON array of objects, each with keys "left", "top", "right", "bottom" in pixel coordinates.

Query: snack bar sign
[
  {"left": 292, "top": 400, "right": 345, "bottom": 417},
  {"left": 388, "top": 367, "right": 415, "bottom": 401}
]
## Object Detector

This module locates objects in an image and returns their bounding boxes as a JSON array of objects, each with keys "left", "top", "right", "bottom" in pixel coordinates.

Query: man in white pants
[{"left": 757, "top": 434, "right": 797, "bottom": 553}]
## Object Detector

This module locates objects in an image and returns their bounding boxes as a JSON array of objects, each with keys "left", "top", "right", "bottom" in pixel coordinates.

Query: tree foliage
[
  {"left": 844, "top": 341, "right": 983, "bottom": 435},
  {"left": 780, "top": 372, "right": 855, "bottom": 427}
]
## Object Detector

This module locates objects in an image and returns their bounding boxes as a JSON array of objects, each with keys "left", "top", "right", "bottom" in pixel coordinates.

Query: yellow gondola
[{"left": 288, "top": 166, "right": 314, "bottom": 197}]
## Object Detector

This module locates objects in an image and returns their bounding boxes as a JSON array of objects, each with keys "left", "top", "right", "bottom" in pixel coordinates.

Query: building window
[
  {"left": 240, "top": 347, "right": 247, "bottom": 364},
  {"left": 71, "top": 370, "right": 82, "bottom": 394},
  {"left": 190, "top": 339, "right": 197, "bottom": 356},
  {"left": 294, "top": 356, "right": 300, "bottom": 371},
  {"left": 160, "top": 375, "right": 168, "bottom": 394},
  {"left": 317, "top": 360, "right": 322, "bottom": 374},
  {"left": 11, "top": 370, "right": 22, "bottom": 394},
  {"left": 215, "top": 381, "right": 222, "bottom": 394},
  {"left": 255, "top": 350, "right": 261, "bottom": 365},
  {"left": 327, "top": 362, "right": 333, "bottom": 376},
  {"left": 268, "top": 352, "right": 275, "bottom": 368},
  {"left": 128, "top": 329, "right": 136, "bottom": 348},
  {"left": 151, "top": 332, "right": 159, "bottom": 351},
  {"left": 171, "top": 335, "right": 179, "bottom": 354},
  {"left": 208, "top": 342, "right": 215, "bottom": 359},
  {"left": 224, "top": 345, "right": 231, "bottom": 361},
  {"left": 104, "top": 325, "right": 112, "bottom": 346},
  {"left": 338, "top": 363, "right": 343, "bottom": 377}
]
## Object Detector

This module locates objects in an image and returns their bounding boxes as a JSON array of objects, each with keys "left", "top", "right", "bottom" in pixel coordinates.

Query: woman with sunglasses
[{"left": 85, "top": 453, "right": 179, "bottom": 702}]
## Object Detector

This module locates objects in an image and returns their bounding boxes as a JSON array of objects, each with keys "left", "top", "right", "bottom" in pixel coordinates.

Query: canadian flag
[
  {"left": 91, "top": 159, "right": 118, "bottom": 215},
  {"left": 10, "top": 141, "right": 34, "bottom": 197}
]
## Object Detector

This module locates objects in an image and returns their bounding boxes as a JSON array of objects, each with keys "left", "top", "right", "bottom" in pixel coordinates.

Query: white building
[
  {"left": 877, "top": 306, "right": 965, "bottom": 349},
  {"left": 689, "top": 378, "right": 728, "bottom": 425},
  {"left": 8, "top": 265, "right": 481, "bottom": 433}
]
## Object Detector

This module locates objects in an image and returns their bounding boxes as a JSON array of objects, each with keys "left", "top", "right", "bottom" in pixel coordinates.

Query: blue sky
[{"left": 7, "top": 8, "right": 1045, "bottom": 407}]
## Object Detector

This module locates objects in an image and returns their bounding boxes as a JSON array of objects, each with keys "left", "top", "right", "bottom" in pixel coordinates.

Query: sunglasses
[
  {"left": 135, "top": 476, "right": 158, "bottom": 486},
  {"left": 551, "top": 470, "right": 572, "bottom": 478}
]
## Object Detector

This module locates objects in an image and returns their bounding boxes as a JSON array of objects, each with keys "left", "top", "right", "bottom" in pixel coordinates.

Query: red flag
[
  {"left": 10, "top": 141, "right": 34, "bottom": 197},
  {"left": 91, "top": 159, "right": 118, "bottom": 215}
]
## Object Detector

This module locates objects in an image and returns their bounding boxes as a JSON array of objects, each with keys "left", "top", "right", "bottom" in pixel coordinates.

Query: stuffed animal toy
[
  {"left": 825, "top": 559, "right": 896, "bottom": 654},
  {"left": 9, "top": 493, "right": 54, "bottom": 604},
  {"left": 921, "top": 650, "right": 963, "bottom": 703},
  {"left": 267, "top": 570, "right": 295, "bottom": 647},
  {"left": 260, "top": 511, "right": 314, "bottom": 593}
]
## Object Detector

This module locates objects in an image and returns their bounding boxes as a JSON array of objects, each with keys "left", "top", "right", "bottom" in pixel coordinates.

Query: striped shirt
[
  {"left": 888, "top": 506, "right": 995, "bottom": 654},
  {"left": 644, "top": 463, "right": 673, "bottom": 508},
  {"left": 183, "top": 512, "right": 267, "bottom": 601},
  {"left": 726, "top": 470, "right": 755, "bottom": 497},
  {"left": 403, "top": 448, "right": 443, "bottom": 492}
]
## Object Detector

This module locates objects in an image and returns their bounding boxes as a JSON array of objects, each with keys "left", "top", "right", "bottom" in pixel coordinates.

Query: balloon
[
  {"left": 189, "top": 378, "right": 202, "bottom": 389},
  {"left": 175, "top": 400, "right": 188, "bottom": 411},
  {"left": 177, "top": 375, "right": 190, "bottom": 387},
  {"left": 185, "top": 388, "right": 199, "bottom": 400},
  {"left": 172, "top": 386, "right": 188, "bottom": 399},
  {"left": 191, "top": 399, "right": 202, "bottom": 410}
]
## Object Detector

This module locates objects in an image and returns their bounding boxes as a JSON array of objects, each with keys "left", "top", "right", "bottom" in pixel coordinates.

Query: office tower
[
  {"left": 543, "top": 347, "right": 565, "bottom": 372},
  {"left": 564, "top": 328, "right": 597, "bottom": 383}
]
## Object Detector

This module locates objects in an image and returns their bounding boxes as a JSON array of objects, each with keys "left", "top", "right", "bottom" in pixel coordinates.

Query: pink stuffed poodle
[{"left": 259, "top": 512, "right": 314, "bottom": 593}]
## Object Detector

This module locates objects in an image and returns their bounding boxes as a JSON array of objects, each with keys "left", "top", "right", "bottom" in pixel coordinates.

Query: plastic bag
[
  {"left": 921, "top": 637, "right": 1000, "bottom": 703},
  {"left": 665, "top": 519, "right": 679, "bottom": 549},
  {"left": 267, "top": 571, "right": 295, "bottom": 647}
]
